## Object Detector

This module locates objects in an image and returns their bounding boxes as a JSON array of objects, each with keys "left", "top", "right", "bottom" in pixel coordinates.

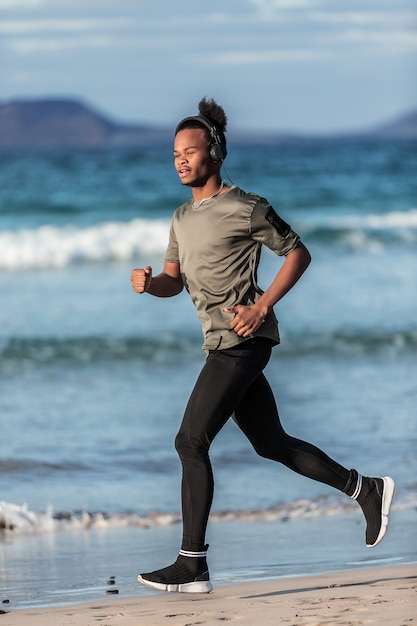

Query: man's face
[{"left": 173, "top": 128, "right": 217, "bottom": 187}]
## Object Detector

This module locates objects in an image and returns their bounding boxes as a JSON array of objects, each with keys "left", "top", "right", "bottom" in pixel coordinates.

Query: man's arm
[
  {"left": 131, "top": 262, "right": 183, "bottom": 297},
  {"left": 225, "top": 242, "right": 311, "bottom": 337}
]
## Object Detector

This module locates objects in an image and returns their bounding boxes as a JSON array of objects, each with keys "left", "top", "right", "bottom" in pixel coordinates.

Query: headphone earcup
[{"left": 210, "top": 143, "right": 227, "bottom": 162}]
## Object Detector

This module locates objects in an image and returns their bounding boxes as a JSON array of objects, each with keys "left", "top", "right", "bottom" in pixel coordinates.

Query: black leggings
[{"left": 175, "top": 338, "right": 350, "bottom": 551}]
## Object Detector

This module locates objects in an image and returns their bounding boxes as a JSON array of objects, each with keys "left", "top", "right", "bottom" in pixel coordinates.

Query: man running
[{"left": 131, "top": 97, "right": 394, "bottom": 594}]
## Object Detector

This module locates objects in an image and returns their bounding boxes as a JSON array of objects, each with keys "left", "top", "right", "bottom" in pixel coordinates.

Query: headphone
[{"left": 175, "top": 115, "right": 227, "bottom": 163}]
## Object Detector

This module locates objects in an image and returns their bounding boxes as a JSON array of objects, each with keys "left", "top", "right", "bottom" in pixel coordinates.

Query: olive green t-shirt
[{"left": 164, "top": 185, "right": 300, "bottom": 351}]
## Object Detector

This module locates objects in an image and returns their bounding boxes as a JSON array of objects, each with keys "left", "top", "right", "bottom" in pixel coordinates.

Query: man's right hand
[{"left": 131, "top": 266, "right": 152, "bottom": 293}]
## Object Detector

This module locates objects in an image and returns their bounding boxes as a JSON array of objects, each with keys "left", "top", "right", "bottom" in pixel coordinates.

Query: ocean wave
[
  {"left": 1, "top": 491, "right": 414, "bottom": 538},
  {"left": 0, "top": 218, "right": 170, "bottom": 270},
  {"left": 0, "top": 459, "right": 92, "bottom": 475},
  {"left": 1, "top": 328, "right": 415, "bottom": 368},
  {"left": 315, "top": 209, "right": 417, "bottom": 230},
  {"left": 284, "top": 328, "right": 417, "bottom": 358},
  {"left": 0, "top": 335, "right": 200, "bottom": 367},
  {"left": 0, "top": 210, "right": 416, "bottom": 270},
  {"left": 300, "top": 209, "right": 417, "bottom": 251}
]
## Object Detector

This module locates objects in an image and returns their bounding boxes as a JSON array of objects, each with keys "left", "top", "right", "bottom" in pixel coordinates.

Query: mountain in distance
[
  {"left": 0, "top": 98, "right": 171, "bottom": 151},
  {"left": 367, "top": 108, "right": 417, "bottom": 139},
  {"left": 0, "top": 97, "right": 416, "bottom": 151}
]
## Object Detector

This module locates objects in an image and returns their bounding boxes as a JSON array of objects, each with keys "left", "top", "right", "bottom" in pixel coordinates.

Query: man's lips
[{"left": 178, "top": 167, "right": 191, "bottom": 178}]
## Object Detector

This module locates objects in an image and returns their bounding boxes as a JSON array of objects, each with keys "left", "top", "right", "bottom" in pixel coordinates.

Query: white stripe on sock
[
  {"left": 350, "top": 473, "right": 363, "bottom": 499},
  {"left": 179, "top": 549, "right": 207, "bottom": 558}
]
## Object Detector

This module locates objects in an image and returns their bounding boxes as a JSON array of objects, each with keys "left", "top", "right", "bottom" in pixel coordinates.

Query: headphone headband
[{"left": 175, "top": 114, "right": 227, "bottom": 162}]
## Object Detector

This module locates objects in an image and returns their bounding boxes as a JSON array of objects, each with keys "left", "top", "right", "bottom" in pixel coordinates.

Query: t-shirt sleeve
[
  {"left": 164, "top": 218, "right": 180, "bottom": 263},
  {"left": 249, "top": 197, "right": 300, "bottom": 256}
]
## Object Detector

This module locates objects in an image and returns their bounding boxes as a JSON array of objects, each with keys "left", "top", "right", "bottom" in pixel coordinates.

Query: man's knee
[
  {"left": 253, "top": 443, "right": 278, "bottom": 460},
  {"left": 251, "top": 437, "right": 289, "bottom": 462},
  {"left": 174, "top": 430, "right": 187, "bottom": 456},
  {"left": 175, "top": 429, "right": 209, "bottom": 460}
]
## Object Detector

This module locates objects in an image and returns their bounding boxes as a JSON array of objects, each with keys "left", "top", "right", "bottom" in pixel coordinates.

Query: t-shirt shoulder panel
[{"left": 249, "top": 195, "right": 300, "bottom": 256}]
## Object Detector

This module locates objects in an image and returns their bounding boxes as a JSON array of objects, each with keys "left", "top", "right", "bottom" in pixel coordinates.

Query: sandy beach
[{"left": 1, "top": 564, "right": 415, "bottom": 626}]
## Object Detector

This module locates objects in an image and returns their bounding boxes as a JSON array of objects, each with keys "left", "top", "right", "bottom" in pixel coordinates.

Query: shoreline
[
  {"left": 1, "top": 507, "right": 415, "bottom": 612},
  {"left": 1, "top": 564, "right": 415, "bottom": 625}
]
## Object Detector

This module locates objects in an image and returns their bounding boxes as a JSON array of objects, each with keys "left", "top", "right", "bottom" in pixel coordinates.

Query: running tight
[{"left": 175, "top": 338, "right": 350, "bottom": 551}]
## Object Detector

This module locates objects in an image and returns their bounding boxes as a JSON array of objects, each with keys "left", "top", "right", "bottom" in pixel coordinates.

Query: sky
[{"left": 0, "top": 0, "right": 416, "bottom": 133}]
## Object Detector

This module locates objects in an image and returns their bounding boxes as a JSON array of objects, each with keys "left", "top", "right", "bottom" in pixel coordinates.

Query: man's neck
[{"left": 191, "top": 178, "right": 225, "bottom": 205}]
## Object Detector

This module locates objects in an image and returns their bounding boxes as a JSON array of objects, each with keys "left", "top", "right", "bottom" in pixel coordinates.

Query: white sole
[
  {"left": 137, "top": 574, "right": 213, "bottom": 594},
  {"left": 367, "top": 476, "right": 395, "bottom": 548}
]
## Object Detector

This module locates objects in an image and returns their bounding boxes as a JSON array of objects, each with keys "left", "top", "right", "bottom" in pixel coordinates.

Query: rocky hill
[
  {"left": 368, "top": 109, "right": 417, "bottom": 139},
  {"left": 0, "top": 98, "right": 416, "bottom": 150},
  {"left": 0, "top": 98, "right": 171, "bottom": 150}
]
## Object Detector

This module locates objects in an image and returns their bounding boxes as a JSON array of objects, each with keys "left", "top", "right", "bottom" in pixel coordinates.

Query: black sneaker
[
  {"left": 137, "top": 548, "right": 213, "bottom": 593},
  {"left": 357, "top": 476, "right": 395, "bottom": 547}
]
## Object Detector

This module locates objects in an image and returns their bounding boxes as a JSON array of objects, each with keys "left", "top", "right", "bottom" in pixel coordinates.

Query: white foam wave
[
  {"left": 0, "top": 218, "right": 170, "bottom": 270},
  {"left": 0, "top": 501, "right": 181, "bottom": 535},
  {"left": 324, "top": 208, "right": 417, "bottom": 231},
  {"left": 301, "top": 208, "right": 417, "bottom": 252},
  {"left": 1, "top": 492, "right": 415, "bottom": 538},
  {"left": 1, "top": 209, "right": 416, "bottom": 271}
]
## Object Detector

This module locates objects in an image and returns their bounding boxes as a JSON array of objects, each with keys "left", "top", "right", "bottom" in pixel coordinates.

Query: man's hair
[
  {"left": 198, "top": 97, "right": 227, "bottom": 134},
  {"left": 176, "top": 97, "right": 227, "bottom": 140}
]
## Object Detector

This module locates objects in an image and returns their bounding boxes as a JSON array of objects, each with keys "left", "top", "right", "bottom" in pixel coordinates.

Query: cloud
[
  {"left": 308, "top": 11, "right": 417, "bottom": 55},
  {"left": 310, "top": 10, "right": 416, "bottom": 27},
  {"left": 0, "top": 16, "right": 134, "bottom": 54},
  {"left": 0, "top": 17, "right": 129, "bottom": 34},
  {"left": 8, "top": 36, "right": 119, "bottom": 53},
  {"left": 340, "top": 28, "right": 417, "bottom": 52},
  {"left": 248, "top": 0, "right": 315, "bottom": 11},
  {"left": 200, "top": 48, "right": 327, "bottom": 65},
  {"left": 0, "top": 0, "right": 47, "bottom": 8}
]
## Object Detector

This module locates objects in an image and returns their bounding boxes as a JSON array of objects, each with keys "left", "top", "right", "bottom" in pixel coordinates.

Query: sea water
[{"left": 0, "top": 140, "right": 416, "bottom": 608}]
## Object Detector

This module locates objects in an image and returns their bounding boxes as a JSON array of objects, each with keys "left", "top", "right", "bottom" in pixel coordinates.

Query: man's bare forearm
[
  {"left": 147, "top": 272, "right": 184, "bottom": 297},
  {"left": 257, "top": 242, "right": 311, "bottom": 314}
]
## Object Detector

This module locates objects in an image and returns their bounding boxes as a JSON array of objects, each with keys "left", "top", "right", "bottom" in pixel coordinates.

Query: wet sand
[{"left": 1, "top": 564, "right": 415, "bottom": 626}]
